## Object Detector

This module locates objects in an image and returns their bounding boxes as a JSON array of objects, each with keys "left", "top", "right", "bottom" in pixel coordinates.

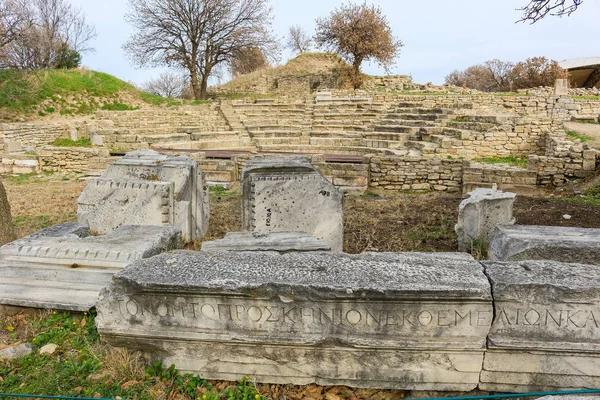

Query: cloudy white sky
[{"left": 70, "top": 0, "right": 599, "bottom": 87}]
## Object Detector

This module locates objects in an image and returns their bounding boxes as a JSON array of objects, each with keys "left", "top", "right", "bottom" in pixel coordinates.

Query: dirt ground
[
  {"left": 564, "top": 121, "right": 600, "bottom": 148},
  {"left": 4, "top": 173, "right": 600, "bottom": 253}
]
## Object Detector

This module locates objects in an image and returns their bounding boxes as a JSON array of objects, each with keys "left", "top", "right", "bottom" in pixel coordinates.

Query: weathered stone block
[
  {"left": 0, "top": 223, "right": 182, "bottom": 310},
  {"left": 201, "top": 231, "right": 330, "bottom": 252},
  {"left": 481, "top": 261, "right": 600, "bottom": 392},
  {"left": 241, "top": 157, "right": 344, "bottom": 251},
  {"left": 78, "top": 150, "right": 209, "bottom": 242},
  {"left": 489, "top": 225, "right": 600, "bottom": 264},
  {"left": 455, "top": 187, "right": 516, "bottom": 252},
  {"left": 97, "top": 251, "right": 492, "bottom": 391}
]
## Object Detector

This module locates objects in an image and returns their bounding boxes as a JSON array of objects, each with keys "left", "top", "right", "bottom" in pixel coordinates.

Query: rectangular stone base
[
  {"left": 480, "top": 350, "right": 600, "bottom": 392},
  {"left": 110, "top": 335, "right": 484, "bottom": 391}
]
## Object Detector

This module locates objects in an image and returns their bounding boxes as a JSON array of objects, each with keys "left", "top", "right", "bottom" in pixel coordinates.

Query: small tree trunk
[
  {"left": 352, "top": 57, "right": 363, "bottom": 89},
  {"left": 190, "top": 68, "right": 202, "bottom": 100},
  {"left": 200, "top": 74, "right": 209, "bottom": 100}
]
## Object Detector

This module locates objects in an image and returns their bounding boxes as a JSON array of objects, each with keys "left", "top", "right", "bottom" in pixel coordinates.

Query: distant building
[{"left": 559, "top": 58, "right": 600, "bottom": 88}]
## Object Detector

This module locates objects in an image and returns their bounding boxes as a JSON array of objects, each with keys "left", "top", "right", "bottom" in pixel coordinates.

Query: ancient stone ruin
[
  {"left": 0, "top": 179, "right": 15, "bottom": 246},
  {"left": 78, "top": 149, "right": 209, "bottom": 243},
  {"left": 241, "top": 157, "right": 344, "bottom": 251},
  {"left": 0, "top": 150, "right": 212, "bottom": 310},
  {"left": 455, "top": 186, "right": 516, "bottom": 252}
]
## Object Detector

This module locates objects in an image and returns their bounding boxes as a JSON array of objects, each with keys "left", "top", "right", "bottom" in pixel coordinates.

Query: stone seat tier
[
  {"left": 255, "top": 144, "right": 396, "bottom": 155},
  {"left": 388, "top": 113, "right": 448, "bottom": 122},
  {"left": 446, "top": 121, "right": 498, "bottom": 132},
  {"left": 310, "top": 124, "right": 372, "bottom": 132},
  {"left": 153, "top": 139, "right": 255, "bottom": 151},
  {"left": 248, "top": 130, "right": 304, "bottom": 137},
  {"left": 389, "top": 107, "right": 453, "bottom": 115},
  {"left": 377, "top": 119, "right": 439, "bottom": 127}
]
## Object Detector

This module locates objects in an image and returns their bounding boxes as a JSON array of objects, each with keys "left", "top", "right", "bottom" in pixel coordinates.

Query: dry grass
[
  {"left": 100, "top": 346, "right": 147, "bottom": 383},
  {"left": 2, "top": 173, "right": 85, "bottom": 238}
]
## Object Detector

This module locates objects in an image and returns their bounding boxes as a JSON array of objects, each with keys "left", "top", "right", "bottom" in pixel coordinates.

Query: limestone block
[
  {"left": 481, "top": 261, "right": 600, "bottom": 392},
  {"left": 202, "top": 231, "right": 330, "bottom": 252},
  {"left": 4, "top": 141, "right": 22, "bottom": 153},
  {"left": 77, "top": 179, "right": 174, "bottom": 236},
  {"left": 78, "top": 150, "right": 209, "bottom": 242},
  {"left": 489, "top": 225, "right": 600, "bottom": 265},
  {"left": 241, "top": 157, "right": 344, "bottom": 251},
  {"left": 0, "top": 223, "right": 182, "bottom": 310},
  {"left": 455, "top": 187, "right": 516, "bottom": 252},
  {"left": 97, "top": 251, "right": 492, "bottom": 391},
  {"left": 0, "top": 343, "right": 35, "bottom": 360}
]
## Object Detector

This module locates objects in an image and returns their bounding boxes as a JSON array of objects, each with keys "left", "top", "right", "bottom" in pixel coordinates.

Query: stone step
[
  {"left": 255, "top": 137, "right": 306, "bottom": 146},
  {"left": 377, "top": 119, "right": 438, "bottom": 127},
  {"left": 373, "top": 125, "right": 419, "bottom": 134},
  {"left": 310, "top": 130, "right": 363, "bottom": 138},
  {"left": 364, "top": 132, "right": 410, "bottom": 141},
  {"left": 190, "top": 132, "right": 240, "bottom": 141},
  {"left": 246, "top": 125, "right": 306, "bottom": 132},
  {"left": 391, "top": 107, "right": 453, "bottom": 115},
  {"left": 311, "top": 124, "right": 371, "bottom": 132},
  {"left": 249, "top": 130, "right": 303, "bottom": 138},
  {"left": 142, "top": 134, "right": 191, "bottom": 144},
  {"left": 256, "top": 144, "right": 390, "bottom": 155},
  {"left": 389, "top": 113, "right": 446, "bottom": 121},
  {"left": 405, "top": 140, "right": 440, "bottom": 153},
  {"left": 153, "top": 139, "right": 253, "bottom": 151},
  {"left": 446, "top": 121, "right": 497, "bottom": 132}
]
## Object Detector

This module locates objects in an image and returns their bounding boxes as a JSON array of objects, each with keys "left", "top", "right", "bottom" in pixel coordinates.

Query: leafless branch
[{"left": 518, "top": 0, "right": 583, "bottom": 23}]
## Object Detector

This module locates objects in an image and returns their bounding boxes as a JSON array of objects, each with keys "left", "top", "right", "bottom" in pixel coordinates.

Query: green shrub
[
  {"left": 101, "top": 102, "right": 139, "bottom": 111},
  {"left": 51, "top": 137, "right": 92, "bottom": 147}
]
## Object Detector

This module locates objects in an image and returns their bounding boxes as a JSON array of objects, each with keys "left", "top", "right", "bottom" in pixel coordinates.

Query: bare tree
[
  {"left": 314, "top": 3, "right": 403, "bottom": 88},
  {"left": 510, "top": 57, "right": 568, "bottom": 88},
  {"left": 445, "top": 65, "right": 498, "bottom": 92},
  {"left": 286, "top": 25, "right": 312, "bottom": 54},
  {"left": 142, "top": 71, "right": 189, "bottom": 98},
  {"left": 0, "top": 0, "right": 33, "bottom": 49},
  {"left": 518, "top": 0, "right": 583, "bottom": 23},
  {"left": 0, "top": 0, "right": 96, "bottom": 69},
  {"left": 483, "top": 59, "right": 515, "bottom": 90},
  {"left": 123, "top": 0, "right": 279, "bottom": 100},
  {"left": 231, "top": 46, "right": 268, "bottom": 77}
]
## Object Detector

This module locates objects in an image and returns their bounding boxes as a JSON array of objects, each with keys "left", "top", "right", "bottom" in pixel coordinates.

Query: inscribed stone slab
[
  {"left": 241, "top": 157, "right": 344, "bottom": 251},
  {"left": 97, "top": 251, "right": 491, "bottom": 390},
  {"left": 489, "top": 225, "right": 600, "bottom": 265},
  {"left": 480, "top": 260, "right": 600, "bottom": 392}
]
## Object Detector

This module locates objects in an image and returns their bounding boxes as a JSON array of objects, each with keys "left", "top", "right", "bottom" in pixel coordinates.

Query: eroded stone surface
[
  {"left": 97, "top": 251, "right": 491, "bottom": 390},
  {"left": 0, "top": 224, "right": 183, "bottom": 310},
  {"left": 201, "top": 231, "right": 331, "bottom": 252},
  {"left": 0, "top": 343, "right": 34, "bottom": 360},
  {"left": 78, "top": 150, "right": 209, "bottom": 243},
  {"left": 489, "top": 225, "right": 600, "bottom": 264},
  {"left": 481, "top": 261, "right": 600, "bottom": 392},
  {"left": 241, "top": 157, "right": 344, "bottom": 251},
  {"left": 455, "top": 187, "right": 516, "bottom": 252}
]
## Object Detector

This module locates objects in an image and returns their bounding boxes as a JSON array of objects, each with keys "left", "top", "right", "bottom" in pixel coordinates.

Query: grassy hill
[
  {"left": 0, "top": 68, "right": 178, "bottom": 122},
  {"left": 214, "top": 52, "right": 355, "bottom": 95}
]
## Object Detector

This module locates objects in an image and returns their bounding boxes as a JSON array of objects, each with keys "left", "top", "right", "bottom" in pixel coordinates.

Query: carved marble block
[
  {"left": 241, "top": 157, "right": 344, "bottom": 251},
  {"left": 96, "top": 251, "right": 492, "bottom": 390},
  {"left": 481, "top": 260, "right": 600, "bottom": 392},
  {"left": 78, "top": 150, "right": 209, "bottom": 243}
]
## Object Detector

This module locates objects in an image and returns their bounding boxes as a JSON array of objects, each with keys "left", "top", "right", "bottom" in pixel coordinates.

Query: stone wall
[
  {"left": 0, "top": 119, "right": 99, "bottom": 152},
  {"left": 37, "top": 146, "right": 114, "bottom": 174},
  {"left": 369, "top": 156, "right": 464, "bottom": 192}
]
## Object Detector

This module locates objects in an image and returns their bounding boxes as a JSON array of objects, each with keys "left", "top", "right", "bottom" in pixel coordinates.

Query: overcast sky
[{"left": 70, "top": 0, "right": 599, "bottom": 87}]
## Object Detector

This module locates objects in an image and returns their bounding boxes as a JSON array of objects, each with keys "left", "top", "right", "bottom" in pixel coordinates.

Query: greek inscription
[
  {"left": 319, "top": 190, "right": 330, "bottom": 197},
  {"left": 265, "top": 208, "right": 272, "bottom": 226},
  {"left": 116, "top": 297, "right": 492, "bottom": 332},
  {"left": 496, "top": 307, "right": 600, "bottom": 330}
]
